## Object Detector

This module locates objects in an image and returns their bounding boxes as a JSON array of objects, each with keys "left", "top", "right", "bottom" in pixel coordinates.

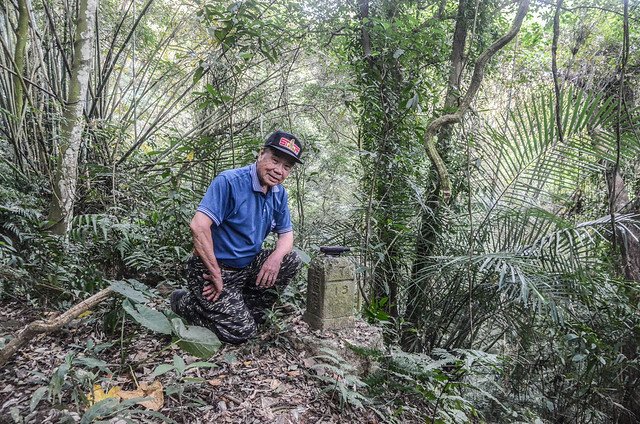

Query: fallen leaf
[
  {"left": 287, "top": 370, "right": 301, "bottom": 377},
  {"left": 243, "top": 360, "right": 252, "bottom": 367},
  {"left": 118, "top": 389, "right": 145, "bottom": 402},
  {"left": 208, "top": 378, "right": 223, "bottom": 386},
  {"left": 118, "top": 381, "right": 164, "bottom": 411},
  {"left": 130, "top": 351, "right": 148, "bottom": 362},
  {"left": 261, "top": 396, "right": 277, "bottom": 408},
  {"left": 87, "top": 384, "right": 121, "bottom": 405},
  {"left": 77, "top": 310, "right": 93, "bottom": 319},
  {"left": 270, "top": 379, "right": 281, "bottom": 390}
]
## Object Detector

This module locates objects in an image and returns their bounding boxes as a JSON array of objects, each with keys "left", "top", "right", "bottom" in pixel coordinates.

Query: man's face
[{"left": 256, "top": 148, "right": 296, "bottom": 188}]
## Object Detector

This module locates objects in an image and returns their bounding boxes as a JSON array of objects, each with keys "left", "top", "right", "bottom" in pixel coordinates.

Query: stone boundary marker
[{"left": 303, "top": 250, "right": 356, "bottom": 330}]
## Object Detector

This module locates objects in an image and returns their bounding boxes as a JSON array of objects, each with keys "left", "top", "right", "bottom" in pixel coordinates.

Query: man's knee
[
  {"left": 217, "top": 318, "right": 257, "bottom": 344},
  {"left": 281, "top": 251, "right": 303, "bottom": 275}
]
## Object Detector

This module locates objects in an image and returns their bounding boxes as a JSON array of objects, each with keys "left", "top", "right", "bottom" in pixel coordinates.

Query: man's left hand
[{"left": 256, "top": 254, "right": 283, "bottom": 288}]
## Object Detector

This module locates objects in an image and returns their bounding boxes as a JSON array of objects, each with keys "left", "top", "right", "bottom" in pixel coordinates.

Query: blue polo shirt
[{"left": 196, "top": 163, "right": 293, "bottom": 268}]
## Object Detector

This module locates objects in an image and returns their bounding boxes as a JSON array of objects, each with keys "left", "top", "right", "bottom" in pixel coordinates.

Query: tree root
[{"left": 0, "top": 287, "right": 113, "bottom": 367}]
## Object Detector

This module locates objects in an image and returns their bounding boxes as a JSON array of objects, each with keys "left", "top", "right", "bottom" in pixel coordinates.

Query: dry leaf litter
[{"left": 0, "top": 299, "right": 383, "bottom": 423}]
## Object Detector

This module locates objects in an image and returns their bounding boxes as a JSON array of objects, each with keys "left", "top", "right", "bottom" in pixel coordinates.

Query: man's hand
[
  {"left": 256, "top": 254, "right": 283, "bottom": 288},
  {"left": 202, "top": 269, "right": 223, "bottom": 302},
  {"left": 191, "top": 212, "right": 224, "bottom": 302}
]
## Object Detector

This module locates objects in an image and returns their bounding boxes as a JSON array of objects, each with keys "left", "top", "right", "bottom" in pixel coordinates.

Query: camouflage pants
[{"left": 173, "top": 250, "right": 302, "bottom": 344}]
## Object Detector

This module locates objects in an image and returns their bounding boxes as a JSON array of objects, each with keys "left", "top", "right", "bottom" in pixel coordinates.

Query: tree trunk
[
  {"left": 403, "top": 0, "right": 468, "bottom": 352},
  {"left": 403, "top": 0, "right": 531, "bottom": 353},
  {"left": 423, "top": 0, "right": 530, "bottom": 202},
  {"left": 608, "top": 1, "right": 639, "bottom": 419},
  {"left": 443, "top": 0, "right": 467, "bottom": 113},
  {"left": 606, "top": 168, "right": 640, "bottom": 424},
  {"left": 48, "top": 0, "right": 97, "bottom": 234},
  {"left": 356, "top": 0, "right": 405, "bottom": 319},
  {"left": 8, "top": 0, "right": 31, "bottom": 172},
  {"left": 13, "top": 0, "right": 29, "bottom": 125}
]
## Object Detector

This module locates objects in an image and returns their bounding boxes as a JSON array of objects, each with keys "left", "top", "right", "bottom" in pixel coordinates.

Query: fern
[
  {"left": 70, "top": 214, "right": 118, "bottom": 242},
  {"left": 310, "top": 347, "right": 369, "bottom": 410}
]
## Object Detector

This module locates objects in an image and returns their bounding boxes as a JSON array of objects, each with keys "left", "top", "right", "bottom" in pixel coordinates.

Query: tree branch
[{"left": 0, "top": 288, "right": 113, "bottom": 367}]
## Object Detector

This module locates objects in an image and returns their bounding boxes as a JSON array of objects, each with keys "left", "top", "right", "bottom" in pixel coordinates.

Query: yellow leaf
[
  {"left": 87, "top": 384, "right": 121, "bottom": 405},
  {"left": 77, "top": 310, "right": 93, "bottom": 318},
  {"left": 86, "top": 384, "right": 102, "bottom": 403},
  {"left": 186, "top": 151, "right": 195, "bottom": 161},
  {"left": 106, "top": 386, "right": 121, "bottom": 398}
]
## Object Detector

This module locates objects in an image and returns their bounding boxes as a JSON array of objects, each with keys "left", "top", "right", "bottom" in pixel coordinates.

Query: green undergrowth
[{"left": 299, "top": 335, "right": 550, "bottom": 423}]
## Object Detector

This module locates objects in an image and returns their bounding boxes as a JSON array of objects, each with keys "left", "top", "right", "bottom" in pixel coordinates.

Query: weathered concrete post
[{"left": 304, "top": 247, "right": 356, "bottom": 330}]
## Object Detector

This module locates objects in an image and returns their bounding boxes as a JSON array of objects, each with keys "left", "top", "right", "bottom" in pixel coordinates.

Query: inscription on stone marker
[{"left": 304, "top": 255, "right": 356, "bottom": 330}]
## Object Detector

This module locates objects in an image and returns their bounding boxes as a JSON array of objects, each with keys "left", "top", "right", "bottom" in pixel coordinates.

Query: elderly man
[{"left": 171, "top": 130, "right": 303, "bottom": 344}]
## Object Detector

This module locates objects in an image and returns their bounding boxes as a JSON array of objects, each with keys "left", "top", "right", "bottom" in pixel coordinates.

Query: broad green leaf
[
  {"left": 75, "top": 356, "right": 110, "bottom": 371},
  {"left": 165, "top": 384, "right": 183, "bottom": 396},
  {"left": 30, "top": 387, "right": 48, "bottom": 412},
  {"left": 80, "top": 397, "right": 120, "bottom": 424},
  {"left": 293, "top": 247, "right": 311, "bottom": 265},
  {"left": 122, "top": 299, "right": 172, "bottom": 335},
  {"left": 150, "top": 364, "right": 175, "bottom": 378},
  {"left": 49, "top": 363, "right": 70, "bottom": 400},
  {"left": 110, "top": 280, "right": 148, "bottom": 304},
  {"left": 173, "top": 355, "right": 186, "bottom": 375},
  {"left": 572, "top": 353, "right": 587, "bottom": 362},
  {"left": 171, "top": 318, "right": 221, "bottom": 359},
  {"left": 205, "top": 83, "right": 219, "bottom": 97},
  {"left": 193, "top": 66, "right": 204, "bottom": 84}
]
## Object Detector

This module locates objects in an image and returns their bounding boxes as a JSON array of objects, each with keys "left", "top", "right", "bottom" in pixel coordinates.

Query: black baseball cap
[{"left": 264, "top": 130, "right": 304, "bottom": 164}]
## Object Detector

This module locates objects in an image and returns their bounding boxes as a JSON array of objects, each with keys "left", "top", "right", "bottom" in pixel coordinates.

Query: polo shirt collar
[{"left": 250, "top": 163, "right": 280, "bottom": 193}]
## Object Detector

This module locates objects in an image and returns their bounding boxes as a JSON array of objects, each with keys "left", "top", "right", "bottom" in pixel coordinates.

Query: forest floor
[{"left": 0, "top": 298, "right": 382, "bottom": 424}]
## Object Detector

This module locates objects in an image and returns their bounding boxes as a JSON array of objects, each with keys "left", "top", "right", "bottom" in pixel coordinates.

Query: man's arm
[
  {"left": 190, "top": 211, "right": 223, "bottom": 301},
  {"left": 256, "top": 231, "right": 294, "bottom": 288}
]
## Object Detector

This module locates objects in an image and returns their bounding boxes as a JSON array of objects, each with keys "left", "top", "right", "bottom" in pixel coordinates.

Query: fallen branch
[{"left": 0, "top": 288, "right": 113, "bottom": 367}]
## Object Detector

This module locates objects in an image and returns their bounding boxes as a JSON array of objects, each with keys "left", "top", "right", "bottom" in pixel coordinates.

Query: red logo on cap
[{"left": 279, "top": 137, "right": 300, "bottom": 155}]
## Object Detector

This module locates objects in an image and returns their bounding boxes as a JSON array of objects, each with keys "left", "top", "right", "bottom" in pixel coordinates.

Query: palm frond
[{"left": 406, "top": 88, "right": 632, "bottom": 342}]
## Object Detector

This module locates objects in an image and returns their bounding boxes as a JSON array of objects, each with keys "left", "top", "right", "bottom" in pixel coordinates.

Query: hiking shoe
[{"left": 170, "top": 289, "right": 187, "bottom": 315}]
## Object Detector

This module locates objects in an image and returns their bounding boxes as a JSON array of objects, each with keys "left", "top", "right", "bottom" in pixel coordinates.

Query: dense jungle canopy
[{"left": 1, "top": 0, "right": 639, "bottom": 422}]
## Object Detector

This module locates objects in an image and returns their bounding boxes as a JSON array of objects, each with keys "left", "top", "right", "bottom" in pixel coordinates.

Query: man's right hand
[
  {"left": 191, "top": 212, "right": 223, "bottom": 302},
  {"left": 202, "top": 270, "right": 223, "bottom": 302}
]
